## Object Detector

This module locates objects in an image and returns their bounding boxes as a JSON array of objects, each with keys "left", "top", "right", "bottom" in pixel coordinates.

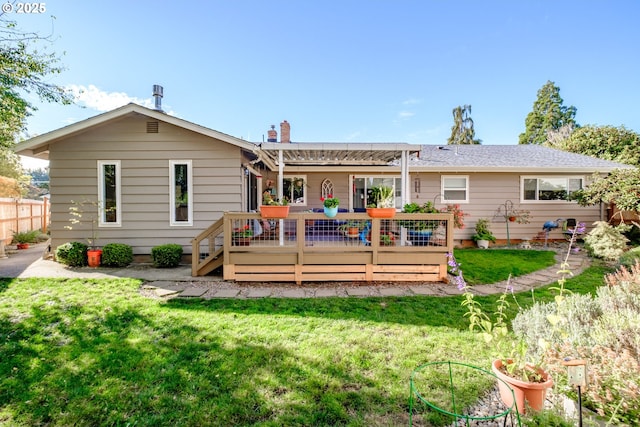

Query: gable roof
[
  {"left": 13, "top": 103, "right": 258, "bottom": 160},
  {"left": 409, "top": 144, "right": 633, "bottom": 173}
]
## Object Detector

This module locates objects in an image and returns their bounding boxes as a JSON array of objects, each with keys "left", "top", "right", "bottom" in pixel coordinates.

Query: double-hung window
[
  {"left": 522, "top": 176, "right": 583, "bottom": 201},
  {"left": 98, "top": 160, "right": 121, "bottom": 226},
  {"left": 170, "top": 160, "right": 193, "bottom": 225},
  {"left": 441, "top": 176, "right": 469, "bottom": 203}
]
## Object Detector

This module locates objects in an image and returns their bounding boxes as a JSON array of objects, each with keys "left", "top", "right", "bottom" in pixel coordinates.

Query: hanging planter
[
  {"left": 366, "top": 207, "right": 396, "bottom": 218},
  {"left": 259, "top": 205, "right": 290, "bottom": 219},
  {"left": 324, "top": 206, "right": 338, "bottom": 218}
]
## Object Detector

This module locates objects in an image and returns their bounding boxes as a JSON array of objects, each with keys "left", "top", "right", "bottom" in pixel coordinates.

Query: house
[{"left": 14, "top": 97, "right": 633, "bottom": 265}]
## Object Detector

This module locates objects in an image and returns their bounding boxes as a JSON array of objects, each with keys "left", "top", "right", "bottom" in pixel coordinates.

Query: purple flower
[
  {"left": 506, "top": 285, "right": 514, "bottom": 293},
  {"left": 454, "top": 274, "right": 466, "bottom": 291},
  {"left": 576, "top": 222, "right": 587, "bottom": 234}
]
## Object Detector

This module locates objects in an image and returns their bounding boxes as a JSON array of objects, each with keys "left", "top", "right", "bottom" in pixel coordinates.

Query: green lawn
[{"left": 0, "top": 250, "right": 609, "bottom": 426}]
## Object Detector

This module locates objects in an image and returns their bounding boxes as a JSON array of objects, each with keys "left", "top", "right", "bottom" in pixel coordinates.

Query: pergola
[{"left": 250, "top": 142, "right": 420, "bottom": 208}]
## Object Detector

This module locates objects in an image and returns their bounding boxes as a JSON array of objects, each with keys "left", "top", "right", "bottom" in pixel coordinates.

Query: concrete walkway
[{"left": 0, "top": 241, "right": 590, "bottom": 299}]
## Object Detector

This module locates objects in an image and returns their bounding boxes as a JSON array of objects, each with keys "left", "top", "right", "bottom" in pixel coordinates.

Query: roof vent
[
  {"left": 147, "top": 121, "right": 159, "bottom": 133},
  {"left": 152, "top": 84, "right": 164, "bottom": 112}
]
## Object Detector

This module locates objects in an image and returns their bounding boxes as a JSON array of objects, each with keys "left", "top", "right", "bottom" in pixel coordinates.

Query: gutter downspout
[{"left": 278, "top": 149, "right": 285, "bottom": 245}]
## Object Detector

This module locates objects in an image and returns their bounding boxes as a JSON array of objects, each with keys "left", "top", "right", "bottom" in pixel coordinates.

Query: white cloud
[
  {"left": 397, "top": 111, "right": 415, "bottom": 120},
  {"left": 66, "top": 84, "right": 155, "bottom": 112},
  {"left": 402, "top": 98, "right": 422, "bottom": 106}
]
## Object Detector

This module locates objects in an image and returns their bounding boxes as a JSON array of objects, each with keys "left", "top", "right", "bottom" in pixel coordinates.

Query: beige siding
[
  {"left": 49, "top": 114, "right": 244, "bottom": 254},
  {"left": 411, "top": 172, "right": 605, "bottom": 242}
]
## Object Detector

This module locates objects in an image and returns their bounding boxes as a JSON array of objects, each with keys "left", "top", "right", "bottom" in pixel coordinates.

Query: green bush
[
  {"left": 151, "top": 244, "right": 183, "bottom": 268},
  {"left": 618, "top": 246, "right": 640, "bottom": 269},
  {"left": 101, "top": 243, "right": 133, "bottom": 267},
  {"left": 514, "top": 263, "right": 640, "bottom": 424},
  {"left": 583, "top": 221, "right": 629, "bottom": 261},
  {"left": 55, "top": 242, "right": 88, "bottom": 267}
]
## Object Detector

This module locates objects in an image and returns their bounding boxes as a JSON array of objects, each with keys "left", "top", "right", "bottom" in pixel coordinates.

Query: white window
[
  {"left": 170, "top": 160, "right": 193, "bottom": 226},
  {"left": 441, "top": 176, "right": 469, "bottom": 203},
  {"left": 522, "top": 176, "right": 583, "bottom": 201},
  {"left": 98, "top": 160, "right": 121, "bottom": 226},
  {"left": 352, "top": 176, "right": 401, "bottom": 210},
  {"left": 283, "top": 175, "right": 307, "bottom": 206}
]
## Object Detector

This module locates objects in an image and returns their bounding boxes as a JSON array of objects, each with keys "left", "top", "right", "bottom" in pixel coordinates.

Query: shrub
[
  {"left": 515, "top": 261, "right": 640, "bottom": 424},
  {"left": 583, "top": 221, "right": 629, "bottom": 261},
  {"left": 618, "top": 246, "right": 640, "bottom": 269},
  {"left": 151, "top": 244, "right": 183, "bottom": 268},
  {"left": 101, "top": 243, "right": 133, "bottom": 267},
  {"left": 55, "top": 242, "right": 88, "bottom": 267}
]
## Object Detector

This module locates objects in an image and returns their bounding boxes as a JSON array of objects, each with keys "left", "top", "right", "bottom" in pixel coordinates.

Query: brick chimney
[
  {"left": 280, "top": 120, "right": 291, "bottom": 143},
  {"left": 267, "top": 125, "right": 277, "bottom": 142}
]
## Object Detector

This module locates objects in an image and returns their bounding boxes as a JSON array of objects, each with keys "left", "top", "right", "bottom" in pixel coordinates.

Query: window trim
[
  {"left": 97, "top": 160, "right": 121, "bottom": 227},
  {"left": 441, "top": 175, "right": 469, "bottom": 203},
  {"left": 520, "top": 175, "right": 584, "bottom": 202},
  {"left": 170, "top": 160, "right": 193, "bottom": 226}
]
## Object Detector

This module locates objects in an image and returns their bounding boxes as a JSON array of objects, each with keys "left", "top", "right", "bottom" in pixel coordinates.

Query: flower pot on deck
[
  {"left": 492, "top": 359, "right": 553, "bottom": 414},
  {"left": 260, "top": 205, "right": 290, "bottom": 219},
  {"left": 366, "top": 207, "right": 396, "bottom": 218}
]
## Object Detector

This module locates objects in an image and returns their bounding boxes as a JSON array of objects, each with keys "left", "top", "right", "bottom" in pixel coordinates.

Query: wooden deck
[{"left": 192, "top": 212, "right": 454, "bottom": 284}]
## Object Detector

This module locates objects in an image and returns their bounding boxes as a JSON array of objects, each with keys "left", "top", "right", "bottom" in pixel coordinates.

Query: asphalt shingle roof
[{"left": 409, "top": 144, "right": 633, "bottom": 172}]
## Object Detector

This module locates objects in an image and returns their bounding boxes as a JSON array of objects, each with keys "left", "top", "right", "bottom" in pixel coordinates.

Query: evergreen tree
[
  {"left": 447, "top": 105, "right": 481, "bottom": 145},
  {"left": 519, "top": 81, "right": 577, "bottom": 145}
]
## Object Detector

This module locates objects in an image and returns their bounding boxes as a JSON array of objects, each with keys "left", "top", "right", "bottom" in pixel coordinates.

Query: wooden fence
[{"left": 0, "top": 197, "right": 49, "bottom": 244}]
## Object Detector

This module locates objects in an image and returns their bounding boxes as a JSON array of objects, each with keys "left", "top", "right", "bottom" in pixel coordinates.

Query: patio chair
[{"left": 562, "top": 218, "right": 582, "bottom": 241}]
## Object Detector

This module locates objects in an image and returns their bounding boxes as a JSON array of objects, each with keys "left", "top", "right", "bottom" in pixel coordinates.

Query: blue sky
[{"left": 13, "top": 1, "right": 640, "bottom": 168}]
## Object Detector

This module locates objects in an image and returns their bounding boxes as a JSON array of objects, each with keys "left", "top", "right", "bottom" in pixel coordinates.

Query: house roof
[
  {"left": 13, "top": 103, "right": 258, "bottom": 160},
  {"left": 407, "top": 144, "right": 634, "bottom": 173},
  {"left": 257, "top": 142, "right": 419, "bottom": 169}
]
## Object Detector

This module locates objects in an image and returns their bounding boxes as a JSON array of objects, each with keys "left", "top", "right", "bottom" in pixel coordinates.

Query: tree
[
  {"left": 519, "top": 81, "right": 577, "bottom": 145},
  {"left": 447, "top": 104, "right": 481, "bottom": 145},
  {"left": 0, "top": 11, "right": 73, "bottom": 150},
  {"left": 549, "top": 125, "right": 640, "bottom": 167},
  {"left": 571, "top": 168, "right": 640, "bottom": 213}
]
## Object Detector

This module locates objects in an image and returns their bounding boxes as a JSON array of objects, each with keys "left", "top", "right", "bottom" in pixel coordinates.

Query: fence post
[{"left": 43, "top": 197, "right": 48, "bottom": 233}]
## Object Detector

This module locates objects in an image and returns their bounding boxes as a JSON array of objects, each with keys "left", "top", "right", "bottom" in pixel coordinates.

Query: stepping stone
[
  {"left": 314, "top": 288, "right": 338, "bottom": 298},
  {"left": 345, "top": 287, "right": 370, "bottom": 297},
  {"left": 379, "top": 287, "right": 407, "bottom": 297},
  {"left": 146, "top": 281, "right": 187, "bottom": 292},
  {"left": 179, "top": 287, "right": 207, "bottom": 297},
  {"left": 408, "top": 285, "right": 441, "bottom": 295},
  {"left": 212, "top": 288, "right": 240, "bottom": 298},
  {"left": 246, "top": 288, "right": 272, "bottom": 298},
  {"left": 280, "top": 289, "right": 307, "bottom": 298},
  {"left": 154, "top": 288, "right": 180, "bottom": 297}
]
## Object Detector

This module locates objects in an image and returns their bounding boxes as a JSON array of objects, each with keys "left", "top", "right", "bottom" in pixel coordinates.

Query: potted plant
[
  {"left": 338, "top": 220, "right": 365, "bottom": 238},
  {"left": 321, "top": 194, "right": 340, "bottom": 218},
  {"left": 260, "top": 191, "right": 290, "bottom": 218},
  {"left": 400, "top": 202, "right": 439, "bottom": 245},
  {"left": 12, "top": 230, "right": 39, "bottom": 249},
  {"left": 366, "top": 185, "right": 396, "bottom": 218},
  {"left": 232, "top": 224, "right": 253, "bottom": 246},
  {"left": 471, "top": 218, "right": 496, "bottom": 249},
  {"left": 67, "top": 199, "right": 105, "bottom": 267},
  {"left": 448, "top": 252, "right": 554, "bottom": 414}
]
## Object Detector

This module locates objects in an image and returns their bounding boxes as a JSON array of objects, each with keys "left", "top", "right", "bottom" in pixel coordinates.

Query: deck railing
[{"left": 193, "top": 212, "right": 454, "bottom": 284}]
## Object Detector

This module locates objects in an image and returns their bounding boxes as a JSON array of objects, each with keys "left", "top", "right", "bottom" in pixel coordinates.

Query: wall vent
[{"left": 147, "top": 121, "right": 159, "bottom": 133}]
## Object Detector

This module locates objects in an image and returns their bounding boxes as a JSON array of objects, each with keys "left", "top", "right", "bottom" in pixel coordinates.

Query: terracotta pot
[
  {"left": 491, "top": 359, "right": 553, "bottom": 414},
  {"left": 366, "top": 207, "right": 396, "bottom": 218},
  {"left": 260, "top": 205, "right": 290, "bottom": 219},
  {"left": 87, "top": 249, "right": 102, "bottom": 268},
  {"left": 346, "top": 227, "right": 360, "bottom": 237},
  {"left": 509, "top": 216, "right": 517, "bottom": 222},
  {"left": 16, "top": 243, "right": 30, "bottom": 249}
]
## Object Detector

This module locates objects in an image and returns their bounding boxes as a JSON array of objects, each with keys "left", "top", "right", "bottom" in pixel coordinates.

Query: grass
[{"left": 0, "top": 249, "right": 610, "bottom": 426}]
